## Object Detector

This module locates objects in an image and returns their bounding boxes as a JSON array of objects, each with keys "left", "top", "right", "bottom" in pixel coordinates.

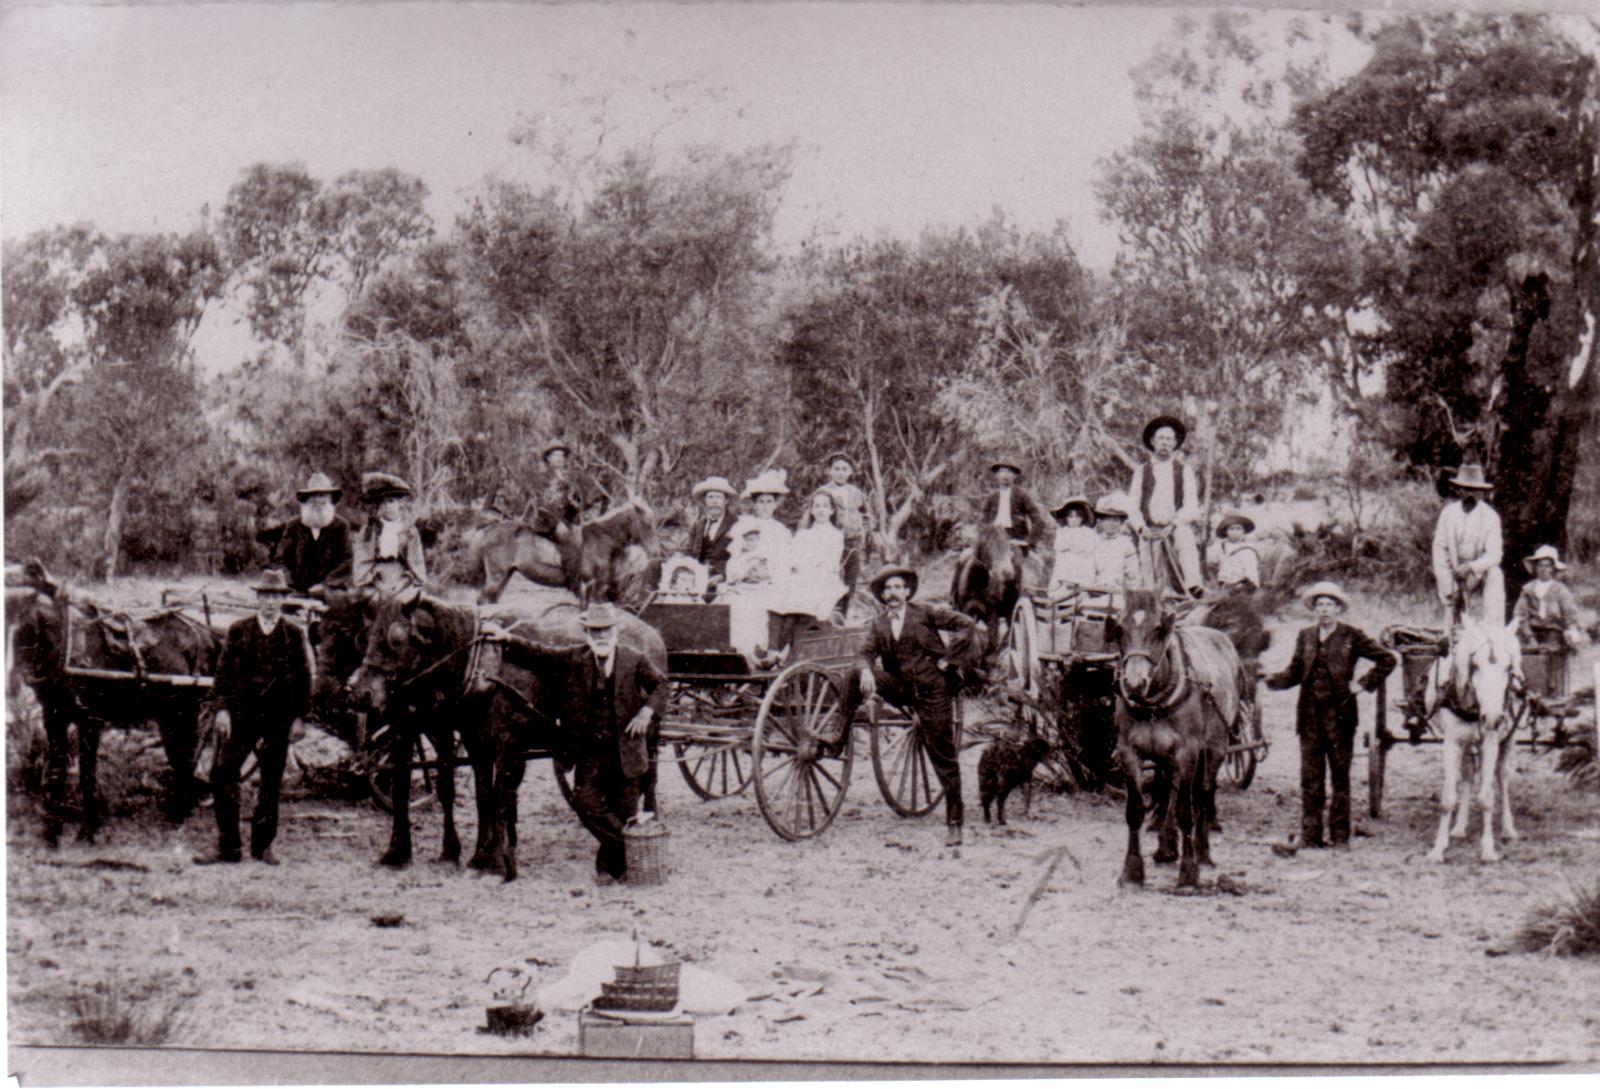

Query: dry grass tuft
[
  {"left": 65, "top": 980, "right": 196, "bottom": 1045},
  {"left": 1513, "top": 878, "right": 1600, "bottom": 959}
]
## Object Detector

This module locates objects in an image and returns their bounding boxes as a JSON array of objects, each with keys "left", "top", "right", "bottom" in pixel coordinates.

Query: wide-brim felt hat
[
  {"left": 579, "top": 602, "right": 622, "bottom": 629},
  {"left": 1301, "top": 580, "right": 1351, "bottom": 611},
  {"left": 1447, "top": 462, "right": 1493, "bottom": 490},
  {"left": 823, "top": 451, "right": 857, "bottom": 471},
  {"left": 869, "top": 564, "right": 919, "bottom": 602},
  {"left": 361, "top": 471, "right": 412, "bottom": 504},
  {"left": 1050, "top": 495, "right": 1096, "bottom": 526},
  {"left": 252, "top": 568, "right": 293, "bottom": 595},
  {"left": 1142, "top": 415, "right": 1188, "bottom": 451},
  {"left": 295, "top": 472, "right": 342, "bottom": 502},
  {"left": 989, "top": 457, "right": 1024, "bottom": 477},
  {"left": 1215, "top": 512, "right": 1256, "bottom": 538},
  {"left": 1523, "top": 545, "right": 1568, "bottom": 573},
  {"left": 540, "top": 440, "right": 571, "bottom": 461},
  {"left": 691, "top": 476, "right": 737, "bottom": 499},
  {"left": 1093, "top": 491, "right": 1131, "bottom": 518}
]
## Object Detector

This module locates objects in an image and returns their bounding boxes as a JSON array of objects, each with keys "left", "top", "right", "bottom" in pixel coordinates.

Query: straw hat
[
  {"left": 691, "top": 476, "right": 737, "bottom": 499},
  {"left": 1215, "top": 512, "right": 1256, "bottom": 538},
  {"left": 742, "top": 469, "right": 790, "bottom": 498},
  {"left": 1093, "top": 491, "right": 1132, "bottom": 519},
  {"left": 1050, "top": 495, "right": 1096, "bottom": 526},
  {"left": 869, "top": 564, "right": 920, "bottom": 602},
  {"left": 295, "top": 472, "right": 342, "bottom": 503},
  {"left": 1523, "top": 544, "right": 1568, "bottom": 574},
  {"left": 1301, "top": 581, "right": 1351, "bottom": 611},
  {"left": 1447, "top": 463, "right": 1493, "bottom": 490},
  {"left": 1142, "top": 415, "right": 1187, "bottom": 451}
]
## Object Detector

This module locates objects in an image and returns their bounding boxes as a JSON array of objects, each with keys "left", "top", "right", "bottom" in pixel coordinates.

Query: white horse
[{"left": 1426, "top": 619, "right": 1523, "bottom": 864}]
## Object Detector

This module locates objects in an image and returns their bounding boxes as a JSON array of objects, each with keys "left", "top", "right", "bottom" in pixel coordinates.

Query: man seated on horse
[
  {"left": 194, "top": 570, "right": 314, "bottom": 867},
  {"left": 495, "top": 602, "right": 668, "bottom": 884},
  {"left": 837, "top": 565, "right": 977, "bottom": 848},
  {"left": 1431, "top": 462, "right": 1504, "bottom": 627},
  {"left": 1264, "top": 581, "right": 1395, "bottom": 851},
  {"left": 351, "top": 472, "right": 427, "bottom": 600},
  {"left": 1211, "top": 512, "right": 1261, "bottom": 595},
  {"left": 981, "top": 456, "right": 1048, "bottom": 561},
  {"left": 528, "top": 440, "right": 588, "bottom": 592},
  {"left": 269, "top": 471, "right": 353, "bottom": 597},
  {"left": 1126, "top": 415, "right": 1205, "bottom": 599},
  {"left": 686, "top": 476, "right": 738, "bottom": 584},
  {"left": 818, "top": 453, "right": 873, "bottom": 591}
]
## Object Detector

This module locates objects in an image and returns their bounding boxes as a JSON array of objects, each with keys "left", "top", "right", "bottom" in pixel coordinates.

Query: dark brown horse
[
  {"left": 951, "top": 526, "right": 1045, "bottom": 661},
  {"left": 478, "top": 498, "right": 656, "bottom": 608},
  {"left": 5, "top": 561, "right": 215, "bottom": 844},
  {"left": 1113, "top": 588, "right": 1243, "bottom": 889}
]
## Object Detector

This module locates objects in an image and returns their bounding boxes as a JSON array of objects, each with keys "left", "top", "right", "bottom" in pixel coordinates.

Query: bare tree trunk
[{"left": 102, "top": 476, "right": 129, "bottom": 581}]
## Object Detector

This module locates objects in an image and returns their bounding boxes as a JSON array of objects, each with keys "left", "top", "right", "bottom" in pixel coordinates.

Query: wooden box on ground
[{"left": 578, "top": 1010, "right": 694, "bottom": 1059}]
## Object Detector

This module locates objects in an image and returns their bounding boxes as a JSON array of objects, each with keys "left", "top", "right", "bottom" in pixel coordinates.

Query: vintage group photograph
[{"left": 4, "top": 0, "right": 1599, "bottom": 1079}]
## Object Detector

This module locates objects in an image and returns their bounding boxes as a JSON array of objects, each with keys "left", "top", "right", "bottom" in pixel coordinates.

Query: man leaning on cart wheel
[
  {"left": 835, "top": 564, "right": 976, "bottom": 848},
  {"left": 193, "top": 569, "right": 313, "bottom": 867}
]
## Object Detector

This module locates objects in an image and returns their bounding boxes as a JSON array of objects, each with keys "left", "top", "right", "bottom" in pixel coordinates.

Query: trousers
[
  {"left": 1298, "top": 694, "right": 1355, "bottom": 845},
  {"left": 211, "top": 711, "right": 294, "bottom": 859},
  {"left": 844, "top": 668, "right": 963, "bottom": 827},
  {"left": 571, "top": 744, "right": 644, "bottom": 880}
]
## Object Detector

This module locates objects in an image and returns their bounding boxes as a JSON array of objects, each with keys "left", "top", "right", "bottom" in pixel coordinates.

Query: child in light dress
[{"left": 1047, "top": 495, "right": 1099, "bottom": 599}]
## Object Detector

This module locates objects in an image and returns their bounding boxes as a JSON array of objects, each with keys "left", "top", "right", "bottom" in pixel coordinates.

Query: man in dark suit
[
  {"left": 194, "top": 570, "right": 314, "bottom": 866},
  {"left": 269, "top": 471, "right": 353, "bottom": 595},
  {"left": 979, "top": 458, "right": 1048, "bottom": 553},
  {"left": 499, "top": 603, "right": 668, "bottom": 883},
  {"left": 1265, "top": 581, "right": 1396, "bottom": 849},
  {"left": 838, "top": 565, "right": 977, "bottom": 846},
  {"left": 685, "top": 476, "right": 738, "bottom": 583}
]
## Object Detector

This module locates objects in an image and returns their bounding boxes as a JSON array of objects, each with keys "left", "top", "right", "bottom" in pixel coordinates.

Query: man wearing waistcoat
[
  {"left": 836, "top": 565, "right": 977, "bottom": 847},
  {"left": 194, "top": 570, "right": 314, "bottom": 866},
  {"left": 1264, "top": 582, "right": 1396, "bottom": 849},
  {"left": 686, "top": 476, "right": 738, "bottom": 583},
  {"left": 1126, "top": 415, "right": 1205, "bottom": 598}
]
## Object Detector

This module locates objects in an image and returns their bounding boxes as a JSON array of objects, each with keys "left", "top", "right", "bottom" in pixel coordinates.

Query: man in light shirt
[
  {"left": 1126, "top": 415, "right": 1205, "bottom": 599},
  {"left": 979, "top": 457, "right": 1048, "bottom": 553},
  {"left": 1430, "top": 463, "right": 1504, "bottom": 626}
]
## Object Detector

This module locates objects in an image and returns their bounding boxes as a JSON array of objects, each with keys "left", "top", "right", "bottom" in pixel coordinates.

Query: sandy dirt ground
[{"left": 7, "top": 577, "right": 1600, "bottom": 1066}]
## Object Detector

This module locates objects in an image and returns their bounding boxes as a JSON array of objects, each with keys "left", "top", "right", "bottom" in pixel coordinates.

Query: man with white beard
[{"left": 269, "top": 472, "right": 352, "bottom": 596}]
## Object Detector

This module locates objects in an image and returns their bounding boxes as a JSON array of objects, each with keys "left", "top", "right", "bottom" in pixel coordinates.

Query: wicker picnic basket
[{"left": 623, "top": 814, "right": 670, "bottom": 885}]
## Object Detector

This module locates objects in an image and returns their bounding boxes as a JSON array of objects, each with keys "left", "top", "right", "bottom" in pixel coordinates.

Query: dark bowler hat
[
  {"left": 295, "top": 472, "right": 342, "bottom": 503},
  {"left": 1215, "top": 512, "right": 1256, "bottom": 538},
  {"left": 579, "top": 602, "right": 622, "bottom": 630},
  {"left": 989, "top": 456, "right": 1024, "bottom": 477},
  {"left": 252, "top": 569, "right": 293, "bottom": 595},
  {"left": 361, "top": 471, "right": 412, "bottom": 504},
  {"left": 1447, "top": 463, "right": 1493, "bottom": 490},
  {"left": 869, "top": 564, "right": 920, "bottom": 602},
  {"left": 824, "top": 451, "right": 857, "bottom": 471},
  {"left": 1142, "top": 415, "right": 1187, "bottom": 451}
]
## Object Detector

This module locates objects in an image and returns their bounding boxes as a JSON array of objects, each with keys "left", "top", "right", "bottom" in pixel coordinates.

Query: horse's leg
[
  {"left": 435, "top": 723, "right": 460, "bottom": 864},
  {"left": 1153, "top": 764, "right": 1179, "bottom": 863},
  {"left": 155, "top": 699, "right": 200, "bottom": 825},
  {"left": 1118, "top": 746, "right": 1146, "bottom": 887},
  {"left": 1477, "top": 730, "right": 1504, "bottom": 863},
  {"left": 76, "top": 717, "right": 102, "bottom": 844},
  {"left": 41, "top": 700, "right": 71, "bottom": 847},
  {"left": 1175, "top": 751, "right": 1200, "bottom": 888},
  {"left": 481, "top": 561, "right": 513, "bottom": 606},
  {"left": 380, "top": 720, "right": 414, "bottom": 868},
  {"left": 1449, "top": 741, "right": 1475, "bottom": 839},
  {"left": 1193, "top": 748, "right": 1215, "bottom": 868},
  {"left": 467, "top": 720, "right": 500, "bottom": 871},
  {"left": 1427, "top": 727, "right": 1463, "bottom": 863},
  {"left": 1498, "top": 734, "right": 1519, "bottom": 842}
]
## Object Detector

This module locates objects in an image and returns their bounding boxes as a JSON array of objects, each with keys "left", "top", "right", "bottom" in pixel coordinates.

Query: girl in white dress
[
  {"left": 774, "top": 490, "right": 849, "bottom": 622},
  {"left": 1047, "top": 495, "right": 1099, "bottom": 598}
]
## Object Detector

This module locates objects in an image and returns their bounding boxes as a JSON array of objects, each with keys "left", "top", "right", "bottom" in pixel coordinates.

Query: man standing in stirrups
[
  {"left": 193, "top": 569, "right": 313, "bottom": 867},
  {"left": 835, "top": 565, "right": 976, "bottom": 848}
]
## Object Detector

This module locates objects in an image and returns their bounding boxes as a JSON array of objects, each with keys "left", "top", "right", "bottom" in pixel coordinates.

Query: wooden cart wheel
[
  {"left": 1222, "top": 697, "right": 1263, "bottom": 790},
  {"left": 752, "top": 662, "right": 853, "bottom": 841},
  {"left": 1368, "top": 677, "right": 1388, "bottom": 819},
  {"left": 871, "top": 706, "right": 942, "bottom": 817},
  {"left": 1006, "top": 598, "right": 1038, "bottom": 695},
  {"left": 673, "top": 685, "right": 755, "bottom": 799},
  {"left": 365, "top": 722, "right": 440, "bottom": 814}
]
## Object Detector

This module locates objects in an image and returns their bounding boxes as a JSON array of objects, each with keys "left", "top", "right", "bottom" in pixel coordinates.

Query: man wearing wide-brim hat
[
  {"left": 1431, "top": 462, "right": 1504, "bottom": 625},
  {"left": 834, "top": 564, "right": 978, "bottom": 848},
  {"left": 1126, "top": 415, "right": 1205, "bottom": 599},
  {"left": 194, "top": 569, "right": 314, "bottom": 868},
  {"left": 979, "top": 456, "right": 1049, "bottom": 557},
  {"left": 269, "top": 471, "right": 353, "bottom": 596},
  {"left": 528, "top": 441, "right": 589, "bottom": 592},
  {"left": 351, "top": 472, "right": 428, "bottom": 599},
  {"left": 1512, "top": 545, "right": 1582, "bottom": 651},
  {"left": 686, "top": 476, "right": 738, "bottom": 581},
  {"left": 818, "top": 452, "right": 873, "bottom": 591},
  {"left": 1265, "top": 581, "right": 1395, "bottom": 850}
]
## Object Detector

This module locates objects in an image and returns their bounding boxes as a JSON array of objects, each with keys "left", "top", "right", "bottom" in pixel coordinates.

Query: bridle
[
  {"left": 1118, "top": 626, "right": 1191, "bottom": 711},
  {"left": 360, "top": 603, "right": 486, "bottom": 705}
]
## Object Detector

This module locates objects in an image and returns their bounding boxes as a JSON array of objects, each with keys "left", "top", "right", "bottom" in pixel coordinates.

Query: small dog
[{"left": 979, "top": 735, "right": 1052, "bottom": 825}]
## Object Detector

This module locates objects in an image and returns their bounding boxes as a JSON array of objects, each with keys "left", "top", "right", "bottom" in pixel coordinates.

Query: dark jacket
[
  {"left": 1265, "top": 622, "right": 1396, "bottom": 733},
  {"left": 980, "top": 488, "right": 1048, "bottom": 550},
  {"left": 213, "top": 616, "right": 313, "bottom": 722},
  {"left": 270, "top": 518, "right": 353, "bottom": 595},
  {"left": 859, "top": 602, "right": 976, "bottom": 689},
  {"left": 502, "top": 641, "right": 668, "bottom": 779},
  {"left": 687, "top": 512, "right": 737, "bottom": 578}
]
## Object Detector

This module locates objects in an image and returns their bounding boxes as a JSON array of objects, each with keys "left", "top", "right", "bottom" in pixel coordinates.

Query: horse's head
[
  {"left": 972, "top": 525, "right": 1017, "bottom": 584},
  {"left": 5, "top": 581, "right": 65, "bottom": 689},
  {"left": 1450, "top": 619, "right": 1522, "bottom": 728},
  {"left": 1117, "top": 588, "right": 1172, "bottom": 696},
  {"left": 311, "top": 590, "right": 372, "bottom": 711},
  {"left": 349, "top": 592, "right": 440, "bottom": 716}
]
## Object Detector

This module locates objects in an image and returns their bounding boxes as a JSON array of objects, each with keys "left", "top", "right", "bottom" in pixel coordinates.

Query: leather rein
[{"left": 1118, "top": 627, "right": 1191, "bottom": 711}]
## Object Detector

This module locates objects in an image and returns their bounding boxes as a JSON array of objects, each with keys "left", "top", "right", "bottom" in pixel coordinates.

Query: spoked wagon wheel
[
  {"left": 1006, "top": 599, "right": 1038, "bottom": 695},
  {"left": 1222, "top": 697, "right": 1264, "bottom": 790},
  {"left": 1368, "top": 683, "right": 1390, "bottom": 819},
  {"left": 364, "top": 722, "right": 441, "bottom": 814},
  {"left": 752, "top": 662, "right": 853, "bottom": 841},
  {"left": 673, "top": 685, "right": 755, "bottom": 799},
  {"left": 871, "top": 707, "right": 943, "bottom": 817}
]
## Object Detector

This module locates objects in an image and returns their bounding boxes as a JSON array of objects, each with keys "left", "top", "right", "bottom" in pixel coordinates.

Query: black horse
[
  {"left": 477, "top": 498, "right": 657, "bottom": 608},
  {"left": 6, "top": 561, "right": 215, "bottom": 845}
]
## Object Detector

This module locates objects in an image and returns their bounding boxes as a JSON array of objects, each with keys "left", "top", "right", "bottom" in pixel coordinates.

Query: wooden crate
[
  {"left": 641, "top": 602, "right": 732, "bottom": 653},
  {"left": 578, "top": 1010, "right": 694, "bottom": 1059}
]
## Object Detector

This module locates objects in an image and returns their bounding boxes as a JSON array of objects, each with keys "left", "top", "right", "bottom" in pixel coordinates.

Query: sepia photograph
[{"left": 4, "top": 0, "right": 1599, "bottom": 1081}]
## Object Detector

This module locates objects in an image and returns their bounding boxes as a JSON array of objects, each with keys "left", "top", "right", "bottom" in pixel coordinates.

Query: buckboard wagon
[
  {"left": 1365, "top": 625, "right": 1589, "bottom": 819},
  {"left": 1004, "top": 588, "right": 1269, "bottom": 793}
]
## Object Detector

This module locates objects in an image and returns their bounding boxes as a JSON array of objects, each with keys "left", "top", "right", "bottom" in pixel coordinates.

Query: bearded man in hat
[
  {"left": 351, "top": 472, "right": 427, "bottom": 600},
  {"left": 836, "top": 565, "right": 977, "bottom": 847},
  {"left": 685, "top": 476, "right": 738, "bottom": 582},
  {"left": 818, "top": 453, "right": 873, "bottom": 590},
  {"left": 269, "top": 472, "right": 353, "bottom": 596},
  {"left": 1127, "top": 416, "right": 1205, "bottom": 598},
  {"left": 1265, "top": 582, "right": 1395, "bottom": 850},
  {"left": 193, "top": 570, "right": 314, "bottom": 867},
  {"left": 495, "top": 602, "right": 668, "bottom": 884},
  {"left": 1431, "top": 463, "right": 1504, "bottom": 625}
]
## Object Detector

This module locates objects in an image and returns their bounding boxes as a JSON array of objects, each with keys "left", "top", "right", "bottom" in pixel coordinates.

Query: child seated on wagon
[
  {"left": 1047, "top": 495, "right": 1099, "bottom": 601},
  {"left": 656, "top": 555, "right": 711, "bottom": 603},
  {"left": 1211, "top": 512, "right": 1261, "bottom": 594}
]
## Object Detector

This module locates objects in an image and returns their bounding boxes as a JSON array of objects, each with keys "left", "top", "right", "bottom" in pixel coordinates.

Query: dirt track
[{"left": 7, "top": 579, "right": 1600, "bottom": 1065}]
